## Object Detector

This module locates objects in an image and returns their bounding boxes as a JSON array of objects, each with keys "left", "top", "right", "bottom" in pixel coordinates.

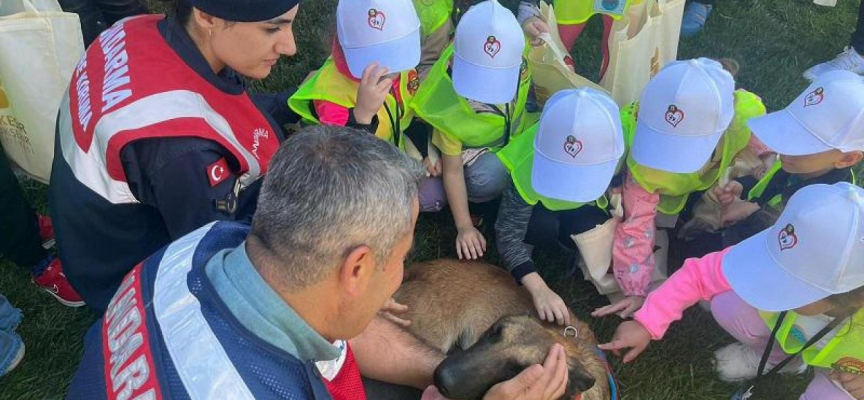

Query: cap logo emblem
[
  {"left": 778, "top": 223, "right": 798, "bottom": 251},
  {"left": 664, "top": 104, "right": 684, "bottom": 128},
  {"left": 804, "top": 87, "right": 824, "bottom": 107},
  {"left": 367, "top": 9, "right": 386, "bottom": 31},
  {"left": 484, "top": 35, "right": 501, "bottom": 58},
  {"left": 563, "top": 135, "right": 583, "bottom": 158}
]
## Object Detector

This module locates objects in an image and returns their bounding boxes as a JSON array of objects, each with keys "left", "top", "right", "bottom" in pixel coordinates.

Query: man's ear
[
  {"left": 338, "top": 245, "right": 376, "bottom": 298},
  {"left": 192, "top": 8, "right": 218, "bottom": 32},
  {"left": 836, "top": 151, "right": 863, "bottom": 169}
]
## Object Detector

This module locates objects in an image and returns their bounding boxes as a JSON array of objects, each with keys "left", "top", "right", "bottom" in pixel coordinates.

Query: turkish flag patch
[{"left": 207, "top": 158, "right": 230, "bottom": 187}]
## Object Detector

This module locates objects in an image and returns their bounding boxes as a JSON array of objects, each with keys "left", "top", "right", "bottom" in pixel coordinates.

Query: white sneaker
[
  {"left": 713, "top": 342, "right": 807, "bottom": 382},
  {"left": 803, "top": 46, "right": 864, "bottom": 80}
]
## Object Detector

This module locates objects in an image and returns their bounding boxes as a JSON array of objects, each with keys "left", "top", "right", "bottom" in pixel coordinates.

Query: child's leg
[
  {"left": 418, "top": 176, "right": 447, "bottom": 212},
  {"left": 710, "top": 291, "right": 790, "bottom": 364},
  {"left": 463, "top": 152, "right": 509, "bottom": 204},
  {"left": 800, "top": 369, "right": 855, "bottom": 400},
  {"left": 557, "top": 22, "right": 588, "bottom": 51}
]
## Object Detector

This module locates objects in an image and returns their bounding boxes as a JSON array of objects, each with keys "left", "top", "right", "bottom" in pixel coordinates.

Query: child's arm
[
  {"left": 313, "top": 63, "right": 392, "bottom": 132},
  {"left": 611, "top": 173, "right": 660, "bottom": 296},
  {"left": 495, "top": 185, "right": 570, "bottom": 325},
  {"left": 441, "top": 153, "right": 487, "bottom": 260},
  {"left": 599, "top": 248, "right": 734, "bottom": 362}
]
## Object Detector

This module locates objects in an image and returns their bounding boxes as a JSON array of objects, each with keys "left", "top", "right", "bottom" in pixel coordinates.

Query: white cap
[
  {"left": 747, "top": 70, "right": 864, "bottom": 156},
  {"left": 630, "top": 58, "right": 735, "bottom": 173},
  {"left": 532, "top": 88, "right": 626, "bottom": 203},
  {"left": 452, "top": 0, "right": 525, "bottom": 104},
  {"left": 723, "top": 182, "right": 864, "bottom": 312},
  {"left": 336, "top": 0, "right": 421, "bottom": 79}
]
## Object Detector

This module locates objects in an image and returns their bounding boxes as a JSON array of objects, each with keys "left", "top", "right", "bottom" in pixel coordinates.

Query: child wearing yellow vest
[
  {"left": 600, "top": 182, "right": 864, "bottom": 400},
  {"left": 411, "top": 0, "right": 538, "bottom": 259},
  {"left": 496, "top": 87, "right": 626, "bottom": 326},
  {"left": 593, "top": 58, "right": 771, "bottom": 318},
  {"left": 712, "top": 71, "right": 864, "bottom": 247}
]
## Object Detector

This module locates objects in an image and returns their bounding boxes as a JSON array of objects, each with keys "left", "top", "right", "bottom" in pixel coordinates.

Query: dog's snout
[
  {"left": 572, "top": 373, "right": 596, "bottom": 393},
  {"left": 433, "top": 366, "right": 457, "bottom": 397}
]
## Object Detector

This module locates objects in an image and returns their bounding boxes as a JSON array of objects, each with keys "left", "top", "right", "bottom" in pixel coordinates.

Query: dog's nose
[{"left": 433, "top": 367, "right": 457, "bottom": 397}]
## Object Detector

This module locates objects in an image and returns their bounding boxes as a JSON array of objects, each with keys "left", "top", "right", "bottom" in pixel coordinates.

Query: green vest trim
[
  {"left": 288, "top": 58, "right": 418, "bottom": 149},
  {"left": 410, "top": 44, "right": 538, "bottom": 151},
  {"left": 761, "top": 309, "right": 864, "bottom": 370},
  {"left": 623, "top": 90, "right": 766, "bottom": 215}
]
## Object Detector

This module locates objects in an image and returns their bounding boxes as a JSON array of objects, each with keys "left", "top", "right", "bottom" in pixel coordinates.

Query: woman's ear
[{"left": 191, "top": 8, "right": 218, "bottom": 33}]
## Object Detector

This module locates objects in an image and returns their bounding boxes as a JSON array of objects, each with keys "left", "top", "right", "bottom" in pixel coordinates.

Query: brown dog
[{"left": 393, "top": 259, "right": 612, "bottom": 400}]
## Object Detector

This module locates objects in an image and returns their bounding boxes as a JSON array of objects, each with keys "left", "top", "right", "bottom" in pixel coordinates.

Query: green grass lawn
[{"left": 0, "top": 0, "right": 860, "bottom": 398}]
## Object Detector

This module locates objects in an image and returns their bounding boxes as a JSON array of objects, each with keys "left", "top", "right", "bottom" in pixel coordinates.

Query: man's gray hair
[{"left": 249, "top": 125, "right": 425, "bottom": 289}]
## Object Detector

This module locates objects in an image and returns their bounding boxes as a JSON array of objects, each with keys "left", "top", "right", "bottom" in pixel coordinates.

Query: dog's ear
[{"left": 565, "top": 356, "right": 596, "bottom": 395}]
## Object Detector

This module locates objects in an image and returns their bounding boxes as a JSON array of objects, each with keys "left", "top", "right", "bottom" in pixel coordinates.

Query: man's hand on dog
[
  {"left": 420, "top": 344, "right": 568, "bottom": 400},
  {"left": 378, "top": 298, "right": 411, "bottom": 327},
  {"left": 598, "top": 320, "right": 652, "bottom": 364}
]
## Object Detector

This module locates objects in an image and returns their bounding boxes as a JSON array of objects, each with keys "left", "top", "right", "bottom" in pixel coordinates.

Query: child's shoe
[
  {"left": 713, "top": 342, "right": 807, "bottom": 382},
  {"left": 0, "top": 331, "right": 24, "bottom": 378},
  {"left": 680, "top": 2, "right": 713, "bottom": 38},
  {"left": 31, "top": 256, "right": 85, "bottom": 307},
  {"left": 803, "top": 47, "right": 864, "bottom": 81}
]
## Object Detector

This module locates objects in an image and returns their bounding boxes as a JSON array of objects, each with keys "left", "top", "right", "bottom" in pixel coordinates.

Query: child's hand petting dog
[
  {"left": 456, "top": 225, "right": 486, "bottom": 260},
  {"left": 598, "top": 320, "right": 652, "bottom": 364},
  {"left": 522, "top": 273, "right": 571, "bottom": 326},
  {"left": 378, "top": 297, "right": 411, "bottom": 327}
]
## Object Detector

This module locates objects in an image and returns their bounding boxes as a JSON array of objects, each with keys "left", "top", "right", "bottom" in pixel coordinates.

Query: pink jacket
[
  {"left": 611, "top": 137, "right": 770, "bottom": 297},
  {"left": 634, "top": 248, "right": 733, "bottom": 339}
]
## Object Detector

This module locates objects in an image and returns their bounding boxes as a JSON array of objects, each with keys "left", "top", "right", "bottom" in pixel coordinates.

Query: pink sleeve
[
  {"left": 746, "top": 135, "right": 771, "bottom": 157},
  {"left": 313, "top": 100, "right": 350, "bottom": 126},
  {"left": 612, "top": 173, "right": 660, "bottom": 296},
  {"left": 634, "top": 248, "right": 734, "bottom": 339}
]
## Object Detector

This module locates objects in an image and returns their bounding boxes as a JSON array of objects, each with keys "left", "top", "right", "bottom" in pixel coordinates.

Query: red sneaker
[
  {"left": 37, "top": 214, "right": 55, "bottom": 249},
  {"left": 32, "top": 257, "right": 84, "bottom": 307}
]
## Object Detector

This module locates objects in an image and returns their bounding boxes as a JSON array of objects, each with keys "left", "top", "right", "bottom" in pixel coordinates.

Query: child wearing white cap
[
  {"left": 593, "top": 58, "right": 771, "bottom": 318},
  {"left": 495, "top": 88, "right": 626, "bottom": 326},
  {"left": 600, "top": 182, "right": 864, "bottom": 400},
  {"left": 290, "top": 0, "right": 452, "bottom": 212},
  {"left": 411, "top": 0, "right": 538, "bottom": 260},
  {"left": 711, "top": 71, "right": 864, "bottom": 247}
]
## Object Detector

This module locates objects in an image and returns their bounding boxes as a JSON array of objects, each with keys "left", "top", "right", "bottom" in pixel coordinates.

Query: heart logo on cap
[
  {"left": 484, "top": 36, "right": 501, "bottom": 58},
  {"left": 367, "top": 9, "right": 386, "bottom": 31},
  {"left": 804, "top": 87, "right": 824, "bottom": 107},
  {"left": 778, "top": 223, "right": 798, "bottom": 251},
  {"left": 563, "top": 135, "right": 583, "bottom": 158},
  {"left": 664, "top": 105, "right": 684, "bottom": 128}
]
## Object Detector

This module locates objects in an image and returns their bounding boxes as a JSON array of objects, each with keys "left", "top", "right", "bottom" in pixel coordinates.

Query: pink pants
[{"left": 710, "top": 291, "right": 853, "bottom": 399}]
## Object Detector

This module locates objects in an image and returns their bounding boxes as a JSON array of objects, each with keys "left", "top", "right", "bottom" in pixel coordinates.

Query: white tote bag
[
  {"left": 0, "top": 0, "right": 83, "bottom": 183},
  {"left": 600, "top": 0, "right": 685, "bottom": 107}
]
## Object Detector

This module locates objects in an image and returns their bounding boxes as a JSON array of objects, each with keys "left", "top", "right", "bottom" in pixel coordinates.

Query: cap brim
[
  {"left": 342, "top": 29, "right": 421, "bottom": 79},
  {"left": 722, "top": 230, "right": 832, "bottom": 312},
  {"left": 746, "top": 110, "right": 834, "bottom": 156},
  {"left": 531, "top": 153, "right": 619, "bottom": 203},
  {"left": 630, "top": 119, "right": 722, "bottom": 173},
  {"left": 452, "top": 54, "right": 520, "bottom": 104}
]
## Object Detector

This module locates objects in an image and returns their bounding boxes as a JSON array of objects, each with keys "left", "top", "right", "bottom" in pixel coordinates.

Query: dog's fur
[{"left": 393, "top": 259, "right": 610, "bottom": 400}]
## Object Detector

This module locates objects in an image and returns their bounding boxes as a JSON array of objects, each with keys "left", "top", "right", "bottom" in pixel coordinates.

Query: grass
[{"left": 0, "top": 0, "right": 859, "bottom": 398}]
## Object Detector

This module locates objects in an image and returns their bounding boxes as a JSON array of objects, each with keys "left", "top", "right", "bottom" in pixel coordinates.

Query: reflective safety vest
[
  {"left": 747, "top": 160, "right": 858, "bottom": 209},
  {"left": 497, "top": 123, "right": 611, "bottom": 211},
  {"left": 414, "top": 0, "right": 454, "bottom": 37},
  {"left": 288, "top": 58, "right": 419, "bottom": 150},
  {"left": 411, "top": 45, "right": 538, "bottom": 151},
  {"left": 554, "top": 0, "right": 642, "bottom": 24},
  {"left": 623, "top": 90, "right": 765, "bottom": 215},
  {"left": 760, "top": 309, "right": 864, "bottom": 372}
]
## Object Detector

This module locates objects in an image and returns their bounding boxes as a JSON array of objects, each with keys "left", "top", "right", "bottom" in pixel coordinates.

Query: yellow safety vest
[
  {"left": 622, "top": 90, "right": 765, "bottom": 215},
  {"left": 760, "top": 309, "right": 864, "bottom": 371},
  {"left": 555, "top": 0, "right": 643, "bottom": 24},
  {"left": 414, "top": 0, "right": 453, "bottom": 38},
  {"left": 411, "top": 45, "right": 538, "bottom": 151},
  {"left": 288, "top": 58, "right": 419, "bottom": 148},
  {"left": 748, "top": 160, "right": 858, "bottom": 209},
  {"left": 498, "top": 123, "right": 612, "bottom": 211}
]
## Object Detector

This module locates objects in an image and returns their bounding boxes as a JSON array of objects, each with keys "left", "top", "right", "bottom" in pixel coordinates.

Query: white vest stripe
[
  {"left": 153, "top": 222, "right": 256, "bottom": 400},
  {"left": 61, "top": 90, "right": 260, "bottom": 204}
]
